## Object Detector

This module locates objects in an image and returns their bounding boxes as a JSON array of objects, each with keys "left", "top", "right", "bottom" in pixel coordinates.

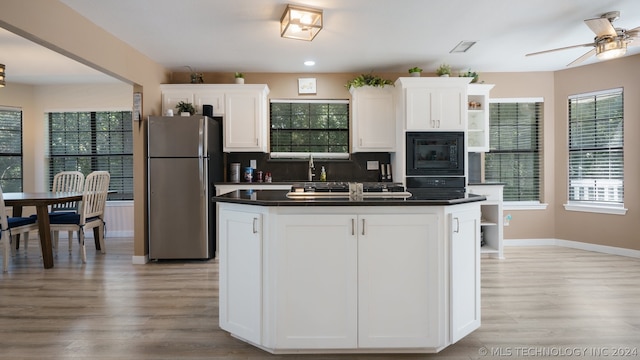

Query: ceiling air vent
[{"left": 450, "top": 41, "right": 477, "bottom": 53}]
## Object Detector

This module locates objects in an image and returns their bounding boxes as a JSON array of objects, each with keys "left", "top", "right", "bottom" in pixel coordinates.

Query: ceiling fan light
[
  {"left": 596, "top": 38, "right": 627, "bottom": 60},
  {"left": 280, "top": 4, "right": 323, "bottom": 41}
]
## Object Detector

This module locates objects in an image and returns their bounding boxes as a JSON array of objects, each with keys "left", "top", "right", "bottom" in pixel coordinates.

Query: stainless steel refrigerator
[{"left": 147, "top": 115, "right": 222, "bottom": 260}]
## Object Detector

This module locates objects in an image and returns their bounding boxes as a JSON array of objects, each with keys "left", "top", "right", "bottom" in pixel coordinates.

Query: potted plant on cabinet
[
  {"left": 345, "top": 73, "right": 394, "bottom": 89},
  {"left": 408, "top": 67, "right": 423, "bottom": 77},
  {"left": 460, "top": 69, "right": 479, "bottom": 83},
  {"left": 175, "top": 101, "right": 196, "bottom": 116},
  {"left": 234, "top": 72, "right": 245, "bottom": 84},
  {"left": 436, "top": 63, "right": 451, "bottom": 77}
]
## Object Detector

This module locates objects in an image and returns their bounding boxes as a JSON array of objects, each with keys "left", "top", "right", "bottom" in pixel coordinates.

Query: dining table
[{"left": 4, "top": 191, "right": 93, "bottom": 269}]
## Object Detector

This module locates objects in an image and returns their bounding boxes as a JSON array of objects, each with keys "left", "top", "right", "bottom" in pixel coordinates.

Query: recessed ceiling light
[
  {"left": 450, "top": 41, "right": 477, "bottom": 53},
  {"left": 304, "top": 60, "right": 316, "bottom": 66}
]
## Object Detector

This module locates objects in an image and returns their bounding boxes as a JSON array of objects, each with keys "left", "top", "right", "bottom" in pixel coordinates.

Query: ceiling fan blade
[
  {"left": 626, "top": 26, "right": 640, "bottom": 39},
  {"left": 526, "top": 43, "right": 593, "bottom": 57},
  {"left": 567, "top": 48, "right": 596, "bottom": 66},
  {"left": 585, "top": 17, "right": 617, "bottom": 37}
]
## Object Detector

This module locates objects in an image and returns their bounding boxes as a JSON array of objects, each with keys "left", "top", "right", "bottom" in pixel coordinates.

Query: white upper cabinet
[
  {"left": 350, "top": 85, "right": 396, "bottom": 152},
  {"left": 161, "top": 84, "right": 270, "bottom": 152},
  {"left": 395, "top": 77, "right": 471, "bottom": 131},
  {"left": 467, "top": 84, "right": 495, "bottom": 152}
]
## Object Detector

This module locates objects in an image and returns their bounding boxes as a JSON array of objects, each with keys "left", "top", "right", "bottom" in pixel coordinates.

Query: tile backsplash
[{"left": 224, "top": 152, "right": 392, "bottom": 183}]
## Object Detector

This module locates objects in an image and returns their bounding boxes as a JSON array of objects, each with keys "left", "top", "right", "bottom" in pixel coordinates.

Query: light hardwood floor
[{"left": 1, "top": 238, "right": 639, "bottom": 359}]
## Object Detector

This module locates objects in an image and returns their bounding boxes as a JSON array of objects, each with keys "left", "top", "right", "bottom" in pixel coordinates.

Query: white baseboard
[
  {"left": 131, "top": 255, "right": 149, "bottom": 265},
  {"left": 504, "top": 238, "right": 640, "bottom": 259}
]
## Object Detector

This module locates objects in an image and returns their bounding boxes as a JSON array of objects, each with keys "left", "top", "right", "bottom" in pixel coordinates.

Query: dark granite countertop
[{"left": 213, "top": 189, "right": 486, "bottom": 207}]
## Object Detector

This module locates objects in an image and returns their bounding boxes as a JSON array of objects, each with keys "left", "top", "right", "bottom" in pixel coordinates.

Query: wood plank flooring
[{"left": 1, "top": 238, "right": 639, "bottom": 359}]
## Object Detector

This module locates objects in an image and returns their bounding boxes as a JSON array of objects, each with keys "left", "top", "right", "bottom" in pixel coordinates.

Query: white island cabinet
[{"left": 217, "top": 198, "right": 481, "bottom": 354}]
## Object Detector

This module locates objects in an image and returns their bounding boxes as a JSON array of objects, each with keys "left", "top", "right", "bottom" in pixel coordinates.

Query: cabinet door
[
  {"left": 274, "top": 214, "right": 358, "bottom": 349},
  {"left": 434, "top": 87, "right": 465, "bottom": 131},
  {"left": 218, "top": 208, "right": 263, "bottom": 345},
  {"left": 405, "top": 87, "right": 434, "bottom": 130},
  {"left": 352, "top": 87, "right": 395, "bottom": 151},
  {"left": 358, "top": 213, "right": 444, "bottom": 348},
  {"left": 194, "top": 91, "right": 225, "bottom": 115},
  {"left": 449, "top": 207, "right": 481, "bottom": 343},
  {"left": 224, "top": 91, "right": 266, "bottom": 152},
  {"left": 162, "top": 91, "right": 194, "bottom": 116},
  {"left": 405, "top": 88, "right": 465, "bottom": 131}
]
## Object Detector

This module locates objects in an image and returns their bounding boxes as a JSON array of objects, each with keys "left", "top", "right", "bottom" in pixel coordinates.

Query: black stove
[{"left": 290, "top": 182, "right": 406, "bottom": 193}]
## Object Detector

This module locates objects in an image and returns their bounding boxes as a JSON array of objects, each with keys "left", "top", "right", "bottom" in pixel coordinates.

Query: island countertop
[{"left": 212, "top": 189, "right": 485, "bottom": 206}]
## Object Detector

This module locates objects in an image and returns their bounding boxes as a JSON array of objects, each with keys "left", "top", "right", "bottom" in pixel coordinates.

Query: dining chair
[
  {"left": 0, "top": 185, "right": 39, "bottom": 272},
  {"left": 47, "top": 171, "right": 85, "bottom": 253},
  {"left": 49, "top": 171, "right": 110, "bottom": 263}
]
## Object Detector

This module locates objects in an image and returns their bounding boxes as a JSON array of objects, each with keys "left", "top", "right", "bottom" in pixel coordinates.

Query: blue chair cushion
[
  {"left": 8, "top": 216, "right": 37, "bottom": 228},
  {"left": 48, "top": 212, "right": 81, "bottom": 225},
  {"left": 47, "top": 212, "right": 102, "bottom": 226}
]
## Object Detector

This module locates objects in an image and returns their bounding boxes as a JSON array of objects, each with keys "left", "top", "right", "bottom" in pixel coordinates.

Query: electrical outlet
[
  {"left": 250, "top": 159, "right": 257, "bottom": 169},
  {"left": 367, "top": 160, "right": 379, "bottom": 170}
]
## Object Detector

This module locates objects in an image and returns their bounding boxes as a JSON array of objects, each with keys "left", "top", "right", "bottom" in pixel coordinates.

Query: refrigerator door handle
[{"left": 198, "top": 117, "right": 205, "bottom": 158}]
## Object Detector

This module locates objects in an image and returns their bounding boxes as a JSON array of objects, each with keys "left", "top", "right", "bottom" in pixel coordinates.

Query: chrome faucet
[{"left": 308, "top": 154, "right": 315, "bottom": 181}]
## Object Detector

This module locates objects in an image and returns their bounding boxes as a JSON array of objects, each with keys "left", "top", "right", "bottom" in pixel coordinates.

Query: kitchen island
[{"left": 214, "top": 189, "right": 485, "bottom": 354}]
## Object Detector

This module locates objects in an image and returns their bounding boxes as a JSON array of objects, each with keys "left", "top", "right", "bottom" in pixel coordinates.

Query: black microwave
[{"left": 406, "top": 131, "right": 465, "bottom": 176}]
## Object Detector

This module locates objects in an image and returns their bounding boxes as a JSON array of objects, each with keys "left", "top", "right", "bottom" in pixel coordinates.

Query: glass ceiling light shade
[
  {"left": 596, "top": 38, "right": 627, "bottom": 60},
  {"left": 280, "top": 4, "right": 323, "bottom": 41},
  {"left": 0, "top": 64, "right": 5, "bottom": 87}
]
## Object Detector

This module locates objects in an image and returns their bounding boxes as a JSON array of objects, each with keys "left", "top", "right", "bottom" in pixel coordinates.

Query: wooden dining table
[{"left": 4, "top": 191, "right": 88, "bottom": 269}]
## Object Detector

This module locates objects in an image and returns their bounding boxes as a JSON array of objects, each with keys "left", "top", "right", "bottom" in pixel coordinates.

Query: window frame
[
  {"left": 48, "top": 110, "right": 133, "bottom": 200},
  {"left": 269, "top": 99, "right": 350, "bottom": 159},
  {"left": 486, "top": 97, "right": 544, "bottom": 205},
  {"left": 0, "top": 106, "right": 24, "bottom": 192},
  {"left": 564, "top": 88, "right": 627, "bottom": 215}
]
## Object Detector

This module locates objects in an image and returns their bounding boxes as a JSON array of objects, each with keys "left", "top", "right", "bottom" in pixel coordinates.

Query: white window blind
[
  {"left": 0, "top": 107, "right": 23, "bottom": 192},
  {"left": 48, "top": 111, "right": 133, "bottom": 200},
  {"left": 568, "top": 88, "right": 623, "bottom": 205},
  {"left": 485, "top": 99, "right": 543, "bottom": 201}
]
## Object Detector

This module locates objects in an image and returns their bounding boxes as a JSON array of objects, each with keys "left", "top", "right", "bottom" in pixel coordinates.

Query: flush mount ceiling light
[
  {"left": 0, "top": 64, "right": 5, "bottom": 87},
  {"left": 280, "top": 4, "right": 323, "bottom": 41},
  {"left": 595, "top": 37, "right": 627, "bottom": 60}
]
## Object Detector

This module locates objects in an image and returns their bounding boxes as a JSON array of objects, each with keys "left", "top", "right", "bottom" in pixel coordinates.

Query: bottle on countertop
[{"left": 320, "top": 166, "right": 327, "bottom": 182}]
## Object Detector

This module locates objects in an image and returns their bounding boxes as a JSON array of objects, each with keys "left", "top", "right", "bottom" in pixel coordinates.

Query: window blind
[
  {"left": 0, "top": 107, "right": 23, "bottom": 192},
  {"left": 48, "top": 111, "right": 133, "bottom": 200},
  {"left": 485, "top": 100, "right": 543, "bottom": 201},
  {"left": 568, "top": 88, "right": 623, "bottom": 204},
  {"left": 270, "top": 100, "right": 349, "bottom": 154}
]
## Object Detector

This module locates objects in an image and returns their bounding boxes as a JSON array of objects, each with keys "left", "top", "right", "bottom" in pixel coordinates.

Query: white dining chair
[
  {"left": 0, "top": 185, "right": 39, "bottom": 272},
  {"left": 49, "top": 171, "right": 110, "bottom": 263},
  {"left": 48, "top": 171, "right": 85, "bottom": 253}
]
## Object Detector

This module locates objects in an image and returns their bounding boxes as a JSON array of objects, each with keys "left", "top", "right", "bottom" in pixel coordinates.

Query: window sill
[
  {"left": 504, "top": 201, "right": 548, "bottom": 211},
  {"left": 563, "top": 203, "right": 628, "bottom": 215},
  {"left": 270, "top": 152, "right": 350, "bottom": 160}
]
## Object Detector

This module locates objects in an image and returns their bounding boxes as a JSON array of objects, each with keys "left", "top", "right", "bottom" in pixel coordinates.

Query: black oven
[{"left": 405, "top": 131, "right": 465, "bottom": 176}]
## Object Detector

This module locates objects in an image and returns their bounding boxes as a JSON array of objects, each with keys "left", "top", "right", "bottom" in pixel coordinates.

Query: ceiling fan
[{"left": 526, "top": 11, "right": 640, "bottom": 66}]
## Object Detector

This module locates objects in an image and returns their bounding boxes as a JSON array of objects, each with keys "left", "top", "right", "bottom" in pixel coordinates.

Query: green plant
[
  {"left": 459, "top": 69, "right": 479, "bottom": 83},
  {"left": 345, "top": 73, "right": 394, "bottom": 89},
  {"left": 436, "top": 63, "right": 451, "bottom": 76},
  {"left": 175, "top": 101, "right": 196, "bottom": 115},
  {"left": 234, "top": 72, "right": 244, "bottom": 78},
  {"left": 408, "top": 67, "right": 423, "bottom": 74}
]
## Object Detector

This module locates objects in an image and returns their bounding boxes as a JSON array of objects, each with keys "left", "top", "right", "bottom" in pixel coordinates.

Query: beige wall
[{"left": 554, "top": 55, "right": 640, "bottom": 250}]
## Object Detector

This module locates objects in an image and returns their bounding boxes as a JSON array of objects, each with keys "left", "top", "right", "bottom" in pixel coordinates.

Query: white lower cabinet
[
  {"left": 273, "top": 213, "right": 443, "bottom": 349},
  {"left": 218, "top": 207, "right": 263, "bottom": 345},
  {"left": 273, "top": 214, "right": 358, "bottom": 349},
  {"left": 217, "top": 203, "right": 480, "bottom": 353},
  {"left": 448, "top": 205, "right": 481, "bottom": 343}
]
